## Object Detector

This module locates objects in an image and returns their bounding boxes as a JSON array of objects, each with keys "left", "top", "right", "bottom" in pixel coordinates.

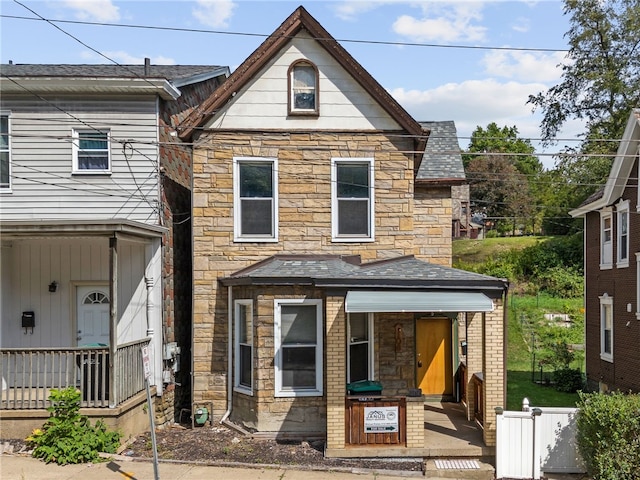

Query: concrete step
[{"left": 424, "top": 458, "right": 495, "bottom": 480}]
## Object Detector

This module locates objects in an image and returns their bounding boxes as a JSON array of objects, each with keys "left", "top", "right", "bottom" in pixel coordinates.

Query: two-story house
[
  {"left": 178, "top": 6, "right": 508, "bottom": 458},
  {"left": 570, "top": 108, "right": 640, "bottom": 393},
  {"left": 0, "top": 62, "right": 228, "bottom": 438}
]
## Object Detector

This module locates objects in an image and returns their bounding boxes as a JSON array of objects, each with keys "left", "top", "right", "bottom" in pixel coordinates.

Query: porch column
[
  {"left": 109, "top": 235, "right": 118, "bottom": 408},
  {"left": 325, "top": 295, "right": 346, "bottom": 450},
  {"left": 466, "top": 311, "right": 483, "bottom": 422},
  {"left": 482, "top": 297, "right": 505, "bottom": 446}
]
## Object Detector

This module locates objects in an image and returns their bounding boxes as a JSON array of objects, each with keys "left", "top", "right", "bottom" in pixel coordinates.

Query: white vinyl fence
[{"left": 496, "top": 401, "right": 586, "bottom": 479}]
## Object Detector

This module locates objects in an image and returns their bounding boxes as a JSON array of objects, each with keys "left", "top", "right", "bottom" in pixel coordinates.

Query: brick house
[
  {"left": 178, "top": 6, "right": 508, "bottom": 455},
  {"left": 0, "top": 62, "right": 228, "bottom": 437},
  {"left": 569, "top": 108, "right": 640, "bottom": 393}
]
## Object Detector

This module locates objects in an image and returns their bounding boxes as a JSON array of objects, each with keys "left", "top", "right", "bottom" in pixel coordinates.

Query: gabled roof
[
  {"left": 417, "top": 121, "right": 466, "bottom": 185},
  {"left": 569, "top": 108, "right": 640, "bottom": 217},
  {"left": 178, "top": 6, "right": 426, "bottom": 145},
  {"left": 222, "top": 254, "right": 507, "bottom": 291},
  {"left": 0, "top": 62, "right": 229, "bottom": 100}
]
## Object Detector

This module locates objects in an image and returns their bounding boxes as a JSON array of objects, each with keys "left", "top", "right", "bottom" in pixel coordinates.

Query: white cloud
[
  {"left": 333, "top": 1, "right": 381, "bottom": 21},
  {"left": 192, "top": 0, "right": 236, "bottom": 28},
  {"left": 511, "top": 16, "right": 530, "bottom": 33},
  {"left": 82, "top": 51, "right": 176, "bottom": 65},
  {"left": 391, "top": 79, "right": 545, "bottom": 149},
  {"left": 60, "top": 0, "right": 120, "bottom": 22},
  {"left": 481, "top": 50, "right": 569, "bottom": 83},
  {"left": 390, "top": 79, "right": 586, "bottom": 168},
  {"left": 392, "top": 3, "right": 487, "bottom": 43}
]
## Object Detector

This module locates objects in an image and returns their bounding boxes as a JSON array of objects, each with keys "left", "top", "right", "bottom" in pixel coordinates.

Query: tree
[
  {"left": 538, "top": 147, "right": 612, "bottom": 234},
  {"left": 466, "top": 154, "right": 534, "bottom": 235},
  {"left": 464, "top": 123, "right": 542, "bottom": 177},
  {"left": 528, "top": 0, "right": 640, "bottom": 149},
  {"left": 464, "top": 123, "right": 542, "bottom": 234}
]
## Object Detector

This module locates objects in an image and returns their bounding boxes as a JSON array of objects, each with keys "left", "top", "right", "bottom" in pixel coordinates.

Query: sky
[{"left": 0, "top": 0, "right": 585, "bottom": 168}]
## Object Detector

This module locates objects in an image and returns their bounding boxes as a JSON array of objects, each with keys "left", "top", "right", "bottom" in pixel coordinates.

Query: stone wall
[{"left": 191, "top": 130, "right": 451, "bottom": 417}]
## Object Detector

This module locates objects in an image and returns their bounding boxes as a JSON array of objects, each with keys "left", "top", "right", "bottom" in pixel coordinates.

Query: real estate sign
[{"left": 364, "top": 406, "right": 398, "bottom": 433}]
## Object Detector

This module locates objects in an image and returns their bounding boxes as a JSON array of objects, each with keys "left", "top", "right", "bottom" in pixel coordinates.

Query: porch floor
[
  {"left": 326, "top": 400, "right": 494, "bottom": 459},
  {"left": 423, "top": 401, "right": 493, "bottom": 457}
]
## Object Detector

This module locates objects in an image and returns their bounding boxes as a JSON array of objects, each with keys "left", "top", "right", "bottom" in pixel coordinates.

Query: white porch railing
[{"left": 0, "top": 338, "right": 149, "bottom": 409}]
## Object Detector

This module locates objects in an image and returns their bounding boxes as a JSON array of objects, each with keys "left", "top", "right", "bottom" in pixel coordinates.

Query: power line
[{"left": 1, "top": 13, "right": 570, "bottom": 54}]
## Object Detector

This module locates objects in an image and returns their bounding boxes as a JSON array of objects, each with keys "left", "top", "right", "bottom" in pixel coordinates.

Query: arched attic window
[{"left": 288, "top": 60, "right": 319, "bottom": 116}]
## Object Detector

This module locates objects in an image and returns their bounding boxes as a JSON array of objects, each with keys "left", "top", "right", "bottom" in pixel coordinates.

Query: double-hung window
[
  {"left": 234, "top": 300, "right": 253, "bottom": 394},
  {"left": 233, "top": 157, "right": 278, "bottom": 242},
  {"left": 347, "top": 312, "right": 374, "bottom": 383},
  {"left": 331, "top": 158, "right": 374, "bottom": 241},
  {"left": 72, "top": 129, "right": 110, "bottom": 173},
  {"left": 616, "top": 200, "right": 629, "bottom": 267},
  {"left": 0, "top": 113, "right": 10, "bottom": 190},
  {"left": 288, "top": 61, "right": 318, "bottom": 115},
  {"left": 600, "top": 210, "right": 613, "bottom": 269},
  {"left": 599, "top": 294, "right": 613, "bottom": 362},
  {"left": 274, "top": 299, "right": 323, "bottom": 397}
]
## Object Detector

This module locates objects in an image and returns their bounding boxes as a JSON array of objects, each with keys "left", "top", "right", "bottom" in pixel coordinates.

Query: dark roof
[
  {"left": 223, "top": 254, "right": 507, "bottom": 291},
  {"left": 177, "top": 5, "right": 427, "bottom": 158},
  {"left": 417, "top": 121, "right": 466, "bottom": 184},
  {"left": 0, "top": 63, "right": 225, "bottom": 83}
]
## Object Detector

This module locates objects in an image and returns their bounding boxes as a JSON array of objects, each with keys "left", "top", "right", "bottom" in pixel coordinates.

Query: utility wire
[{"left": 1, "top": 13, "right": 570, "bottom": 54}]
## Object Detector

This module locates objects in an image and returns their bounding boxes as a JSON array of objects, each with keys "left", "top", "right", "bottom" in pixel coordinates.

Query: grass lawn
[
  {"left": 453, "top": 236, "right": 544, "bottom": 265},
  {"left": 453, "top": 237, "right": 584, "bottom": 411},
  {"left": 506, "top": 294, "right": 583, "bottom": 410}
]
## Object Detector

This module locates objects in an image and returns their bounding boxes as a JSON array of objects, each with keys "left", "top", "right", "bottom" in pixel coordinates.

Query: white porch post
[
  {"left": 145, "top": 238, "right": 163, "bottom": 394},
  {"left": 109, "top": 234, "right": 118, "bottom": 408}
]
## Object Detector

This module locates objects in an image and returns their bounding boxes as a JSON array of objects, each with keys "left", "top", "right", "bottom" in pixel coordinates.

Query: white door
[{"left": 76, "top": 286, "right": 110, "bottom": 346}]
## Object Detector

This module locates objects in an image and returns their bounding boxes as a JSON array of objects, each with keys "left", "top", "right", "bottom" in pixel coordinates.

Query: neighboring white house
[{"left": 0, "top": 62, "right": 228, "bottom": 438}]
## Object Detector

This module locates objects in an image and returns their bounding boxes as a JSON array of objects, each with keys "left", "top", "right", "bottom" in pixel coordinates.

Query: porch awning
[{"left": 344, "top": 291, "right": 494, "bottom": 313}]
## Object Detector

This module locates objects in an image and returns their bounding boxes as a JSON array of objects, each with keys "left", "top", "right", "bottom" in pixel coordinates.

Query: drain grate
[{"left": 434, "top": 459, "right": 480, "bottom": 469}]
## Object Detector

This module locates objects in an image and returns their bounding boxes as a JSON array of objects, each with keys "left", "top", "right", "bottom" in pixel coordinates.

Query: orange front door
[{"left": 416, "top": 318, "right": 452, "bottom": 395}]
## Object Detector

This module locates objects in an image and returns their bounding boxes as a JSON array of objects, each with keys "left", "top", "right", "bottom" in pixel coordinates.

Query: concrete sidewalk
[{"left": 0, "top": 454, "right": 424, "bottom": 480}]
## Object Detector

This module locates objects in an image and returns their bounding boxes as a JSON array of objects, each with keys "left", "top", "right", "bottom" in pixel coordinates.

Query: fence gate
[{"left": 496, "top": 405, "right": 585, "bottom": 479}]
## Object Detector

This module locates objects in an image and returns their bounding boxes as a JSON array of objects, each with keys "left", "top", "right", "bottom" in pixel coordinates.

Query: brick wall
[
  {"left": 482, "top": 297, "right": 505, "bottom": 446},
  {"left": 156, "top": 74, "right": 226, "bottom": 423},
  {"left": 584, "top": 156, "right": 640, "bottom": 393}
]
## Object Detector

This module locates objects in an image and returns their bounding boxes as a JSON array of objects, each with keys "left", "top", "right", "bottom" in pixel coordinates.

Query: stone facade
[{"left": 191, "top": 130, "right": 453, "bottom": 415}]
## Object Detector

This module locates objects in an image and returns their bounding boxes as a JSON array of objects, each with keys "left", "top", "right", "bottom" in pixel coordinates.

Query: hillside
[{"left": 452, "top": 236, "right": 544, "bottom": 266}]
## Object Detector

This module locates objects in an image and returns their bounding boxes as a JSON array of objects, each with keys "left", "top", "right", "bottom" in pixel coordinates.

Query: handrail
[
  {"left": 472, "top": 372, "right": 484, "bottom": 426},
  {"left": 1, "top": 339, "right": 150, "bottom": 410}
]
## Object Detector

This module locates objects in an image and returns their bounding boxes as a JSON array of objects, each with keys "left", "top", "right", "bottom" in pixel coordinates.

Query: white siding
[
  {"left": 0, "top": 238, "right": 152, "bottom": 349},
  {"left": 207, "top": 32, "right": 401, "bottom": 131},
  {"left": 0, "top": 97, "right": 160, "bottom": 224}
]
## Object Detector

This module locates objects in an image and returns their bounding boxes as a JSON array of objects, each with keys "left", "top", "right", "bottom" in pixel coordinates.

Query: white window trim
[
  {"left": 72, "top": 129, "right": 111, "bottom": 174},
  {"left": 616, "top": 200, "right": 629, "bottom": 268},
  {"left": 0, "top": 111, "right": 11, "bottom": 192},
  {"left": 234, "top": 299, "right": 253, "bottom": 395},
  {"left": 289, "top": 60, "right": 318, "bottom": 115},
  {"left": 331, "top": 157, "right": 375, "bottom": 242},
  {"left": 599, "top": 294, "right": 613, "bottom": 362},
  {"left": 273, "top": 298, "right": 323, "bottom": 397},
  {"left": 346, "top": 312, "right": 374, "bottom": 383},
  {"left": 233, "top": 156, "right": 278, "bottom": 243},
  {"left": 600, "top": 209, "right": 613, "bottom": 270}
]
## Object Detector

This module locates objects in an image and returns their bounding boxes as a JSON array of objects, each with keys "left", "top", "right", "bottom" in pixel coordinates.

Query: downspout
[{"left": 221, "top": 285, "right": 233, "bottom": 423}]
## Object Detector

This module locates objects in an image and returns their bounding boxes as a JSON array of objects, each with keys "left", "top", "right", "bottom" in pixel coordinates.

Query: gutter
[{"left": 221, "top": 285, "right": 233, "bottom": 423}]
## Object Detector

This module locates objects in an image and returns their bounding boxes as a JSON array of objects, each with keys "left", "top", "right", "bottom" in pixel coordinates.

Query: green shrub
[
  {"left": 537, "top": 266, "right": 583, "bottom": 298},
  {"left": 576, "top": 392, "right": 640, "bottom": 479},
  {"left": 553, "top": 368, "right": 583, "bottom": 393},
  {"left": 26, "top": 387, "right": 121, "bottom": 464}
]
